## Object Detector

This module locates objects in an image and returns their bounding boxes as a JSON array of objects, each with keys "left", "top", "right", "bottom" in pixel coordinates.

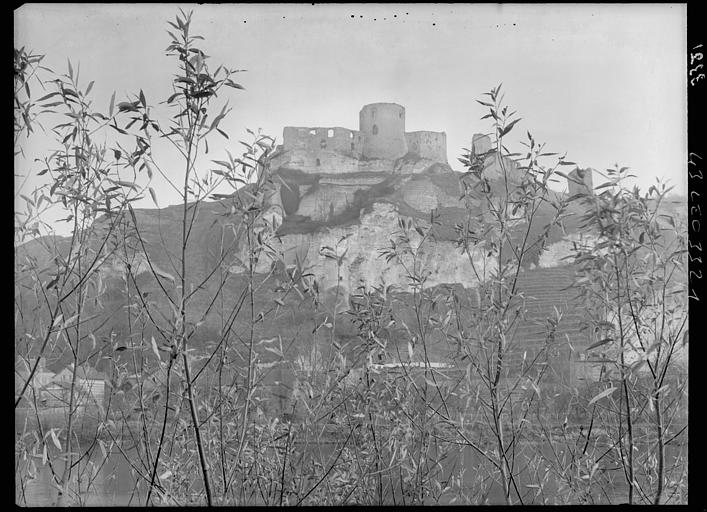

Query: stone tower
[
  {"left": 568, "top": 167, "right": 594, "bottom": 196},
  {"left": 359, "top": 103, "right": 408, "bottom": 160}
]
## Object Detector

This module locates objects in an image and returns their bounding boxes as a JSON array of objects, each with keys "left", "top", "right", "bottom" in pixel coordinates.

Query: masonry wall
[
  {"left": 283, "top": 126, "right": 362, "bottom": 157},
  {"left": 271, "top": 149, "right": 394, "bottom": 175},
  {"left": 276, "top": 104, "right": 450, "bottom": 173},
  {"left": 568, "top": 168, "right": 594, "bottom": 196},
  {"left": 359, "top": 103, "right": 408, "bottom": 160},
  {"left": 405, "top": 131, "right": 448, "bottom": 163}
]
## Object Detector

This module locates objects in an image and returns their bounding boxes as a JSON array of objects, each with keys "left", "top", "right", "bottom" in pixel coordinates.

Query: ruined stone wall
[
  {"left": 476, "top": 151, "right": 524, "bottom": 183},
  {"left": 405, "top": 131, "right": 448, "bottom": 163},
  {"left": 472, "top": 133, "right": 493, "bottom": 154},
  {"left": 359, "top": 103, "right": 408, "bottom": 160},
  {"left": 283, "top": 126, "right": 363, "bottom": 158},
  {"left": 568, "top": 168, "right": 594, "bottom": 196},
  {"left": 271, "top": 149, "right": 394, "bottom": 175},
  {"left": 468, "top": 133, "right": 523, "bottom": 182}
]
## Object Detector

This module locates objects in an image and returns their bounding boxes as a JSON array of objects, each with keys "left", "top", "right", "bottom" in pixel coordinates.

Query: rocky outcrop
[{"left": 238, "top": 202, "right": 493, "bottom": 294}]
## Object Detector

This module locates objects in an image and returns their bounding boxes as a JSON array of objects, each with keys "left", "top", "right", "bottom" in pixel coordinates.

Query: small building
[
  {"left": 14, "top": 357, "right": 54, "bottom": 407},
  {"left": 44, "top": 364, "right": 107, "bottom": 409}
]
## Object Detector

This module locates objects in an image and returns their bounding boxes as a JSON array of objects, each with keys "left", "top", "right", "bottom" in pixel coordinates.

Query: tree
[{"left": 568, "top": 169, "right": 687, "bottom": 504}]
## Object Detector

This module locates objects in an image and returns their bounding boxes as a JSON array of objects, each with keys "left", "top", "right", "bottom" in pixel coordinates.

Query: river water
[
  {"left": 16, "top": 421, "right": 683, "bottom": 505},
  {"left": 17, "top": 443, "right": 147, "bottom": 507},
  {"left": 17, "top": 439, "right": 643, "bottom": 506}
]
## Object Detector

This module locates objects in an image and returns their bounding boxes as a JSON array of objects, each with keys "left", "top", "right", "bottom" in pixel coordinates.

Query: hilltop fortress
[
  {"left": 234, "top": 102, "right": 595, "bottom": 295},
  {"left": 263, "top": 103, "right": 462, "bottom": 231},
  {"left": 276, "top": 102, "right": 448, "bottom": 173},
  {"left": 264, "top": 102, "right": 527, "bottom": 228}
]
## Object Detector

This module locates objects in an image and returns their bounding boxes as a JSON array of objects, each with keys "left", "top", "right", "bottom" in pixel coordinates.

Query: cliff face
[{"left": 238, "top": 201, "right": 493, "bottom": 294}]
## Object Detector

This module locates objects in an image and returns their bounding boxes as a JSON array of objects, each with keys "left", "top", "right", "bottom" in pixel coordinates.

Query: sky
[{"left": 14, "top": 4, "right": 687, "bottom": 237}]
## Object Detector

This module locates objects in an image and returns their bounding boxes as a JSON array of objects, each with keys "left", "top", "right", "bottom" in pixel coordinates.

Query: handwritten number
[{"left": 689, "top": 67, "right": 704, "bottom": 303}]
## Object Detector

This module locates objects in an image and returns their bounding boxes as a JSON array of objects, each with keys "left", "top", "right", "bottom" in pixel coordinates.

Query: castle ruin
[
  {"left": 272, "top": 102, "right": 448, "bottom": 175},
  {"left": 263, "top": 102, "right": 592, "bottom": 232}
]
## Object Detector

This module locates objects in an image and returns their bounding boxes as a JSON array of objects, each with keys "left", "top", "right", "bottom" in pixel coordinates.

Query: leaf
[
  {"left": 45, "top": 275, "right": 60, "bottom": 290},
  {"left": 225, "top": 80, "right": 245, "bottom": 90},
  {"left": 50, "top": 429, "right": 62, "bottom": 450},
  {"left": 117, "top": 101, "right": 139, "bottom": 112},
  {"left": 109, "top": 91, "right": 115, "bottom": 117},
  {"left": 139, "top": 89, "right": 146, "bottom": 108},
  {"left": 149, "top": 187, "right": 158, "bottom": 207},
  {"left": 501, "top": 118, "right": 521, "bottom": 137},
  {"left": 586, "top": 337, "right": 613, "bottom": 351},
  {"left": 85, "top": 80, "right": 94, "bottom": 96},
  {"left": 52, "top": 314, "right": 64, "bottom": 328},
  {"left": 588, "top": 386, "right": 617, "bottom": 406},
  {"left": 263, "top": 346, "right": 283, "bottom": 357},
  {"left": 212, "top": 160, "right": 231, "bottom": 169},
  {"left": 150, "top": 336, "right": 160, "bottom": 359},
  {"left": 115, "top": 180, "right": 137, "bottom": 189},
  {"left": 67, "top": 58, "right": 73, "bottom": 79},
  {"left": 36, "top": 92, "right": 61, "bottom": 102},
  {"left": 166, "top": 92, "right": 180, "bottom": 105}
]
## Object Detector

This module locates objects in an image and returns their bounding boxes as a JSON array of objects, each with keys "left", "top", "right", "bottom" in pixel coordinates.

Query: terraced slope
[{"left": 505, "top": 265, "right": 588, "bottom": 384}]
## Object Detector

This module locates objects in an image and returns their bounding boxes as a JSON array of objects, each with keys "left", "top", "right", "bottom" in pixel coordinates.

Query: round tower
[{"left": 359, "top": 103, "right": 408, "bottom": 160}]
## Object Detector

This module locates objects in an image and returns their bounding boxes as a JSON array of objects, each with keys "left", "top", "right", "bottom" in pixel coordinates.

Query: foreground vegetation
[{"left": 14, "top": 11, "right": 687, "bottom": 505}]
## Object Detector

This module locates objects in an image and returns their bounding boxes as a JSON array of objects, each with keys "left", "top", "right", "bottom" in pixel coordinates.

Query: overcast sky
[{"left": 15, "top": 4, "right": 687, "bottom": 236}]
